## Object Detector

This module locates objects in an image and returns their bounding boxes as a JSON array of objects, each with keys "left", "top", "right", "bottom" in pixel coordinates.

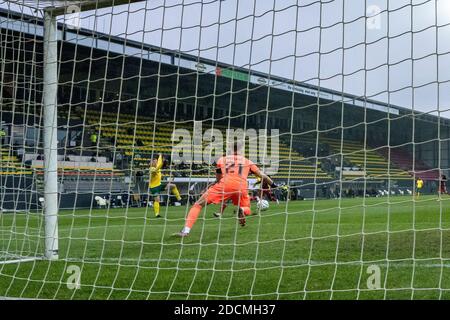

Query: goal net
[{"left": 1, "top": 0, "right": 450, "bottom": 300}]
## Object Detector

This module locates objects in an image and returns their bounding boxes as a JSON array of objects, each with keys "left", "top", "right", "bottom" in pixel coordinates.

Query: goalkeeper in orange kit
[{"left": 175, "top": 142, "right": 276, "bottom": 237}]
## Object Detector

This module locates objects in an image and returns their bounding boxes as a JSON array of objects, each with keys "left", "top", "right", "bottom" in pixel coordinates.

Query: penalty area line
[{"left": 59, "top": 257, "right": 450, "bottom": 268}]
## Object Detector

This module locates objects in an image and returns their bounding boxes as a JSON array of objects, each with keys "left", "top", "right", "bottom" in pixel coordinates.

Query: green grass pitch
[{"left": 2, "top": 195, "right": 450, "bottom": 299}]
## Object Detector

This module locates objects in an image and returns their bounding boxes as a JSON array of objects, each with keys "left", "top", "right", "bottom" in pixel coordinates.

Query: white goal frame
[{"left": 0, "top": 0, "right": 147, "bottom": 265}]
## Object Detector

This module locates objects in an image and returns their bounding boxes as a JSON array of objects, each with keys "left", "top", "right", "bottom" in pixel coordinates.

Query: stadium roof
[{"left": 1, "top": 6, "right": 447, "bottom": 124}]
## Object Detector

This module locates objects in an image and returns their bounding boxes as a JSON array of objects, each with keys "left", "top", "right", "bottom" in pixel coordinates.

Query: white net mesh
[{"left": 1, "top": 0, "right": 450, "bottom": 300}]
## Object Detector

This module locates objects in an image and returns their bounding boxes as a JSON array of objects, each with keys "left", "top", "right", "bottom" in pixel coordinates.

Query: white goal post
[{"left": 1, "top": 0, "right": 148, "bottom": 264}]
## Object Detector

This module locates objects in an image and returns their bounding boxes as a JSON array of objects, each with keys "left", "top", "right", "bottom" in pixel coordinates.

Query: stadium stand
[
  {"left": 0, "top": 147, "right": 32, "bottom": 176},
  {"left": 378, "top": 147, "right": 439, "bottom": 181},
  {"left": 323, "top": 138, "right": 412, "bottom": 181},
  {"left": 82, "top": 109, "right": 333, "bottom": 181},
  {"left": 287, "top": 134, "right": 414, "bottom": 182}
]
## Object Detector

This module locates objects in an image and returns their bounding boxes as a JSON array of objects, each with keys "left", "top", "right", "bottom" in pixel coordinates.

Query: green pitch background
[{"left": 1, "top": 195, "right": 450, "bottom": 299}]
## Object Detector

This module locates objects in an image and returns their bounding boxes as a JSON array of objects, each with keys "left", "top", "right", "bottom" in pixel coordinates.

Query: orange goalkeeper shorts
[{"left": 204, "top": 182, "right": 250, "bottom": 208}]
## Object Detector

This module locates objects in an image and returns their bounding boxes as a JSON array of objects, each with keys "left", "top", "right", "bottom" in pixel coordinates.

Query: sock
[
  {"left": 171, "top": 186, "right": 182, "bottom": 201},
  {"left": 154, "top": 201, "right": 160, "bottom": 216},
  {"left": 220, "top": 203, "right": 227, "bottom": 213},
  {"left": 241, "top": 206, "right": 251, "bottom": 216},
  {"left": 186, "top": 203, "right": 202, "bottom": 229}
]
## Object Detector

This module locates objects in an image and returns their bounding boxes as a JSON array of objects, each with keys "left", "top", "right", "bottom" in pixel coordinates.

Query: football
[{"left": 256, "top": 199, "right": 270, "bottom": 211}]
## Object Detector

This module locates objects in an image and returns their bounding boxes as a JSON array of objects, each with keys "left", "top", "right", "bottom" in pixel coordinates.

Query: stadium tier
[
  {"left": 286, "top": 135, "right": 415, "bottom": 183},
  {"left": 0, "top": 147, "right": 32, "bottom": 175},
  {"left": 82, "top": 109, "right": 333, "bottom": 181},
  {"left": 378, "top": 147, "right": 440, "bottom": 181},
  {"left": 322, "top": 138, "right": 413, "bottom": 181}
]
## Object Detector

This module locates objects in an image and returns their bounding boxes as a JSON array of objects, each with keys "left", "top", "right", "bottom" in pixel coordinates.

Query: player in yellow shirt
[
  {"left": 150, "top": 154, "right": 182, "bottom": 217},
  {"left": 416, "top": 177, "right": 424, "bottom": 198}
]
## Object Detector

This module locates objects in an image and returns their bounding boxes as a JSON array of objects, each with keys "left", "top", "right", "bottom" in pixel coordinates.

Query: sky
[{"left": 3, "top": 0, "right": 450, "bottom": 115}]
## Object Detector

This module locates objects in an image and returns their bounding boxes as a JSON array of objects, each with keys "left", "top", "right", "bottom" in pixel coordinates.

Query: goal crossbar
[{"left": 5, "top": 0, "right": 148, "bottom": 15}]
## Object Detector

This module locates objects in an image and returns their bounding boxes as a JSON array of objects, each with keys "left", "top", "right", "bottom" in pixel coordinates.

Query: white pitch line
[
  {"left": 58, "top": 257, "right": 450, "bottom": 268},
  {"left": 3, "top": 256, "right": 450, "bottom": 269},
  {"left": 1, "top": 220, "right": 438, "bottom": 233},
  {"left": 0, "top": 256, "right": 43, "bottom": 265}
]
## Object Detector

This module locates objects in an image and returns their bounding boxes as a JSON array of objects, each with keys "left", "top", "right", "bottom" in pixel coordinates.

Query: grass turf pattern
[{"left": 1, "top": 195, "right": 450, "bottom": 299}]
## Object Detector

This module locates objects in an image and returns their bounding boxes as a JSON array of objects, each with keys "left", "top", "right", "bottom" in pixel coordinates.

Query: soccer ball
[{"left": 256, "top": 199, "right": 270, "bottom": 211}]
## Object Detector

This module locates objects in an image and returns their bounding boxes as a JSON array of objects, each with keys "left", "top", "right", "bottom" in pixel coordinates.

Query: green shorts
[{"left": 150, "top": 184, "right": 164, "bottom": 195}]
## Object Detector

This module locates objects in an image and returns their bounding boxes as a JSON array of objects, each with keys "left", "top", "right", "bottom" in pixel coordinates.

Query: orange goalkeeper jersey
[{"left": 216, "top": 154, "right": 259, "bottom": 186}]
